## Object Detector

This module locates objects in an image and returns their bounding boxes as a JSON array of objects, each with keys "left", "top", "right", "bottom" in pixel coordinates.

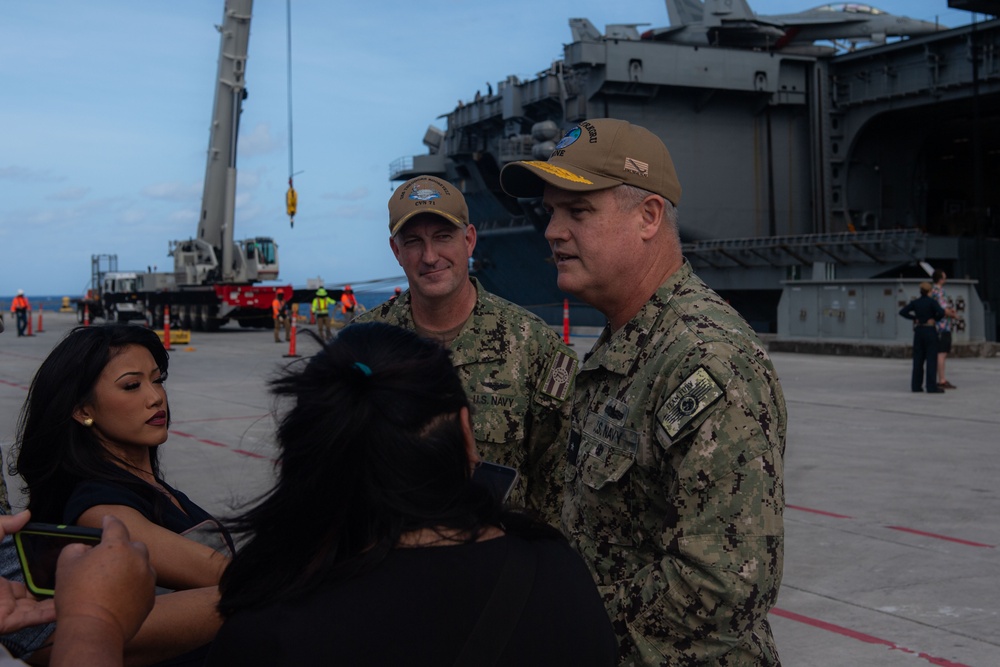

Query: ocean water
[
  {"left": 3, "top": 290, "right": 398, "bottom": 309},
  {"left": 1, "top": 295, "right": 70, "bottom": 312}
]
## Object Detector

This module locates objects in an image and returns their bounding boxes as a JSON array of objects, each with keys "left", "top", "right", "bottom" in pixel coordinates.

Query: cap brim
[
  {"left": 390, "top": 209, "right": 467, "bottom": 236},
  {"left": 500, "top": 160, "right": 623, "bottom": 199}
]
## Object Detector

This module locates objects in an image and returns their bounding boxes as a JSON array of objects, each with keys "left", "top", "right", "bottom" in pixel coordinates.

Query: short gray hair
[{"left": 613, "top": 184, "right": 679, "bottom": 240}]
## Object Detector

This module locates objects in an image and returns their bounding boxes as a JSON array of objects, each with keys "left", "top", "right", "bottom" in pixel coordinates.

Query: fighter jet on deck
[{"left": 643, "top": 1, "right": 947, "bottom": 53}]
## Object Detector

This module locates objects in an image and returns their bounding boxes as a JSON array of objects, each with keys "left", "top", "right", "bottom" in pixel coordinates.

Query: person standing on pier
[
  {"left": 501, "top": 118, "right": 788, "bottom": 666},
  {"left": 339, "top": 285, "right": 358, "bottom": 324},
  {"left": 355, "top": 175, "right": 577, "bottom": 527},
  {"left": 931, "top": 270, "right": 958, "bottom": 389},
  {"left": 899, "top": 281, "right": 946, "bottom": 393},
  {"left": 10, "top": 290, "right": 30, "bottom": 337},
  {"left": 272, "top": 292, "right": 290, "bottom": 343},
  {"left": 311, "top": 287, "right": 333, "bottom": 341}
]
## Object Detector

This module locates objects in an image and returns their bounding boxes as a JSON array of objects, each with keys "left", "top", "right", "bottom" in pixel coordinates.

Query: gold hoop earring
[{"left": 83, "top": 418, "right": 94, "bottom": 427}]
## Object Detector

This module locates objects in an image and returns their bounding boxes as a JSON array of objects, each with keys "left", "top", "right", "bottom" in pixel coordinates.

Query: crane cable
[{"left": 285, "top": 0, "right": 298, "bottom": 228}]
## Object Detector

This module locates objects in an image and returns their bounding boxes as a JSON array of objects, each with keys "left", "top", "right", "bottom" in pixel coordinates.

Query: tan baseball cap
[
  {"left": 499, "top": 118, "right": 681, "bottom": 205},
  {"left": 388, "top": 175, "right": 469, "bottom": 236}
]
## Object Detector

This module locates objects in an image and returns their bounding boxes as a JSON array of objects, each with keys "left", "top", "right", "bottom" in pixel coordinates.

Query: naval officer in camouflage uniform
[
  {"left": 501, "top": 119, "right": 787, "bottom": 666},
  {"left": 355, "top": 175, "right": 577, "bottom": 525}
]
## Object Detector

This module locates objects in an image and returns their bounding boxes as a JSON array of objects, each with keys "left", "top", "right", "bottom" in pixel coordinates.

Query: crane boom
[
  {"left": 172, "top": 0, "right": 278, "bottom": 287},
  {"left": 85, "top": 0, "right": 288, "bottom": 334},
  {"left": 201, "top": 0, "right": 252, "bottom": 279}
]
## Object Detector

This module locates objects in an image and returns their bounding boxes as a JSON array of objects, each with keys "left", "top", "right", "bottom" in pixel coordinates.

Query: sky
[{"left": 0, "top": 1, "right": 982, "bottom": 297}]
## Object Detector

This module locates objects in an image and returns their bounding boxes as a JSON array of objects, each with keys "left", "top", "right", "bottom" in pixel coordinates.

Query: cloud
[
  {"left": 142, "top": 181, "right": 202, "bottom": 201},
  {"left": 0, "top": 166, "right": 64, "bottom": 183},
  {"left": 118, "top": 208, "right": 148, "bottom": 225},
  {"left": 47, "top": 187, "right": 90, "bottom": 201},
  {"left": 238, "top": 123, "right": 281, "bottom": 157}
]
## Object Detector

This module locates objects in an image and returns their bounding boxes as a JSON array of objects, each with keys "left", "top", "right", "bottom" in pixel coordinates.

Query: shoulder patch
[
  {"left": 658, "top": 367, "right": 724, "bottom": 438},
  {"left": 541, "top": 350, "right": 577, "bottom": 401}
]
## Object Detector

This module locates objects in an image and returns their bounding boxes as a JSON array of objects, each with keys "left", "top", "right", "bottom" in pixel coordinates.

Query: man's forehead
[
  {"left": 395, "top": 214, "right": 466, "bottom": 237},
  {"left": 542, "top": 185, "right": 612, "bottom": 206}
]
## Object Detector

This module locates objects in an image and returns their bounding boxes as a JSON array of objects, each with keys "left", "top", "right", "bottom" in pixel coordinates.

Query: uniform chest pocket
[
  {"left": 470, "top": 391, "right": 528, "bottom": 446},
  {"left": 577, "top": 412, "right": 639, "bottom": 491}
]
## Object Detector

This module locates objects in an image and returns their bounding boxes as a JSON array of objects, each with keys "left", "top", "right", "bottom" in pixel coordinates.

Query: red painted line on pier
[
  {"left": 886, "top": 526, "right": 995, "bottom": 548},
  {"left": 788, "top": 505, "right": 993, "bottom": 547},
  {"left": 786, "top": 504, "right": 853, "bottom": 519},
  {"left": 0, "top": 378, "right": 31, "bottom": 391},
  {"left": 169, "top": 430, "right": 227, "bottom": 448},
  {"left": 770, "top": 607, "right": 972, "bottom": 667},
  {"left": 232, "top": 449, "right": 269, "bottom": 459}
]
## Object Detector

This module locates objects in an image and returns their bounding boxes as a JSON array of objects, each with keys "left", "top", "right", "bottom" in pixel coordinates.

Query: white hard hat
[{"left": 16, "top": 289, "right": 24, "bottom": 295}]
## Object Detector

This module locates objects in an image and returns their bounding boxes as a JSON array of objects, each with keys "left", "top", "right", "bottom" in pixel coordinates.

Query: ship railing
[
  {"left": 683, "top": 229, "right": 926, "bottom": 269},
  {"left": 498, "top": 136, "right": 535, "bottom": 163},
  {"left": 389, "top": 156, "right": 412, "bottom": 180}
]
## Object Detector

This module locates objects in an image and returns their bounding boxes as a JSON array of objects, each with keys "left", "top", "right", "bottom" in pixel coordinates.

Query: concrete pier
[{"left": 2, "top": 313, "right": 998, "bottom": 666}]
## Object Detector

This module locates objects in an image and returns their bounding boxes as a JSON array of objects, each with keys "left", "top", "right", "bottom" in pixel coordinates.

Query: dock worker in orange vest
[
  {"left": 272, "top": 292, "right": 291, "bottom": 343},
  {"left": 311, "top": 288, "right": 333, "bottom": 341},
  {"left": 340, "top": 285, "right": 358, "bottom": 323},
  {"left": 10, "top": 289, "right": 30, "bottom": 337}
]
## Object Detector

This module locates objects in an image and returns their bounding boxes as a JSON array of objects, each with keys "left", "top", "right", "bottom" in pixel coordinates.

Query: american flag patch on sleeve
[{"left": 541, "top": 351, "right": 577, "bottom": 401}]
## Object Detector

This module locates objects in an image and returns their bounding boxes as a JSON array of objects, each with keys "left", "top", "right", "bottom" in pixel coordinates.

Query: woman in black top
[
  {"left": 10, "top": 324, "right": 230, "bottom": 664},
  {"left": 207, "top": 322, "right": 616, "bottom": 666}
]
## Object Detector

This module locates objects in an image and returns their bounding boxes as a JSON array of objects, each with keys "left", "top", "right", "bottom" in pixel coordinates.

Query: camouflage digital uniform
[
  {"left": 355, "top": 278, "right": 578, "bottom": 525},
  {"left": 563, "top": 261, "right": 786, "bottom": 666}
]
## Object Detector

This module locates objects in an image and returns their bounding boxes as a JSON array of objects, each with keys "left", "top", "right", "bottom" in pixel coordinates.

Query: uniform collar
[{"left": 582, "top": 261, "right": 693, "bottom": 375}]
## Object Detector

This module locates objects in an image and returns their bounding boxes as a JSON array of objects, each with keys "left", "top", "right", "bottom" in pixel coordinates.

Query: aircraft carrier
[
  {"left": 3, "top": 312, "right": 999, "bottom": 665},
  {"left": 390, "top": 3, "right": 1000, "bottom": 335}
]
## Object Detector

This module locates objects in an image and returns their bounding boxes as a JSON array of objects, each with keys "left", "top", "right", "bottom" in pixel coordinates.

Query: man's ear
[
  {"left": 638, "top": 195, "right": 665, "bottom": 241},
  {"left": 389, "top": 236, "right": 402, "bottom": 266},
  {"left": 464, "top": 224, "right": 478, "bottom": 257}
]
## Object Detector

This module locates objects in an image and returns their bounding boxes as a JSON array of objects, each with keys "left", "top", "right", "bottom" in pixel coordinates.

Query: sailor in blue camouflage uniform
[
  {"left": 501, "top": 119, "right": 787, "bottom": 666},
  {"left": 355, "top": 175, "right": 577, "bottom": 525}
]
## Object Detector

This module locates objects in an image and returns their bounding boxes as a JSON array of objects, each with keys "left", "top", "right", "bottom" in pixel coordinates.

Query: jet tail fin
[
  {"left": 704, "top": 0, "right": 756, "bottom": 26},
  {"left": 569, "top": 17, "right": 603, "bottom": 42},
  {"left": 665, "top": 0, "right": 705, "bottom": 26}
]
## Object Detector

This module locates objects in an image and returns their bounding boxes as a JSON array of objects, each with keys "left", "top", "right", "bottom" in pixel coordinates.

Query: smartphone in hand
[
  {"left": 472, "top": 461, "right": 520, "bottom": 504},
  {"left": 14, "top": 522, "right": 103, "bottom": 597}
]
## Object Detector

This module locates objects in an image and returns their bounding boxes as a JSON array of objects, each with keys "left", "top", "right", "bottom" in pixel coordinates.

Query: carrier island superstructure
[{"left": 390, "top": 5, "right": 1000, "bottom": 336}]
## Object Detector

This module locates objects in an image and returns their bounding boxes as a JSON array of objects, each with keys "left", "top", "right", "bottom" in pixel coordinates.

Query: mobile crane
[{"left": 80, "top": 0, "right": 291, "bottom": 331}]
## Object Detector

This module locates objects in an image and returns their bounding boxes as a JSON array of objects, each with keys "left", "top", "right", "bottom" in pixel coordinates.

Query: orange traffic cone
[
  {"left": 283, "top": 314, "right": 301, "bottom": 358},
  {"left": 37, "top": 305, "right": 45, "bottom": 333},
  {"left": 563, "top": 299, "right": 571, "bottom": 344},
  {"left": 162, "top": 305, "right": 172, "bottom": 351}
]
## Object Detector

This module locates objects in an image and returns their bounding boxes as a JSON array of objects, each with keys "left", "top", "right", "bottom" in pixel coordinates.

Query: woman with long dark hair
[
  {"left": 11, "top": 323, "right": 232, "bottom": 589},
  {"left": 207, "top": 322, "right": 615, "bottom": 666}
]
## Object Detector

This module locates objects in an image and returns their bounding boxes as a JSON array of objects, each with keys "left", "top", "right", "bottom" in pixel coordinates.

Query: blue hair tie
[{"left": 353, "top": 362, "right": 372, "bottom": 377}]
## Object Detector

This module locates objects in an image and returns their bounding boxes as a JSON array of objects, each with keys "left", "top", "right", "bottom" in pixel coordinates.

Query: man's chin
[{"left": 556, "top": 274, "right": 583, "bottom": 299}]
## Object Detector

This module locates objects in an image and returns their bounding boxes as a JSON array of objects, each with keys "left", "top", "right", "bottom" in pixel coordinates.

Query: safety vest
[
  {"left": 272, "top": 299, "right": 287, "bottom": 318},
  {"left": 11, "top": 295, "right": 29, "bottom": 312},
  {"left": 312, "top": 297, "right": 330, "bottom": 315},
  {"left": 341, "top": 293, "right": 357, "bottom": 314}
]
